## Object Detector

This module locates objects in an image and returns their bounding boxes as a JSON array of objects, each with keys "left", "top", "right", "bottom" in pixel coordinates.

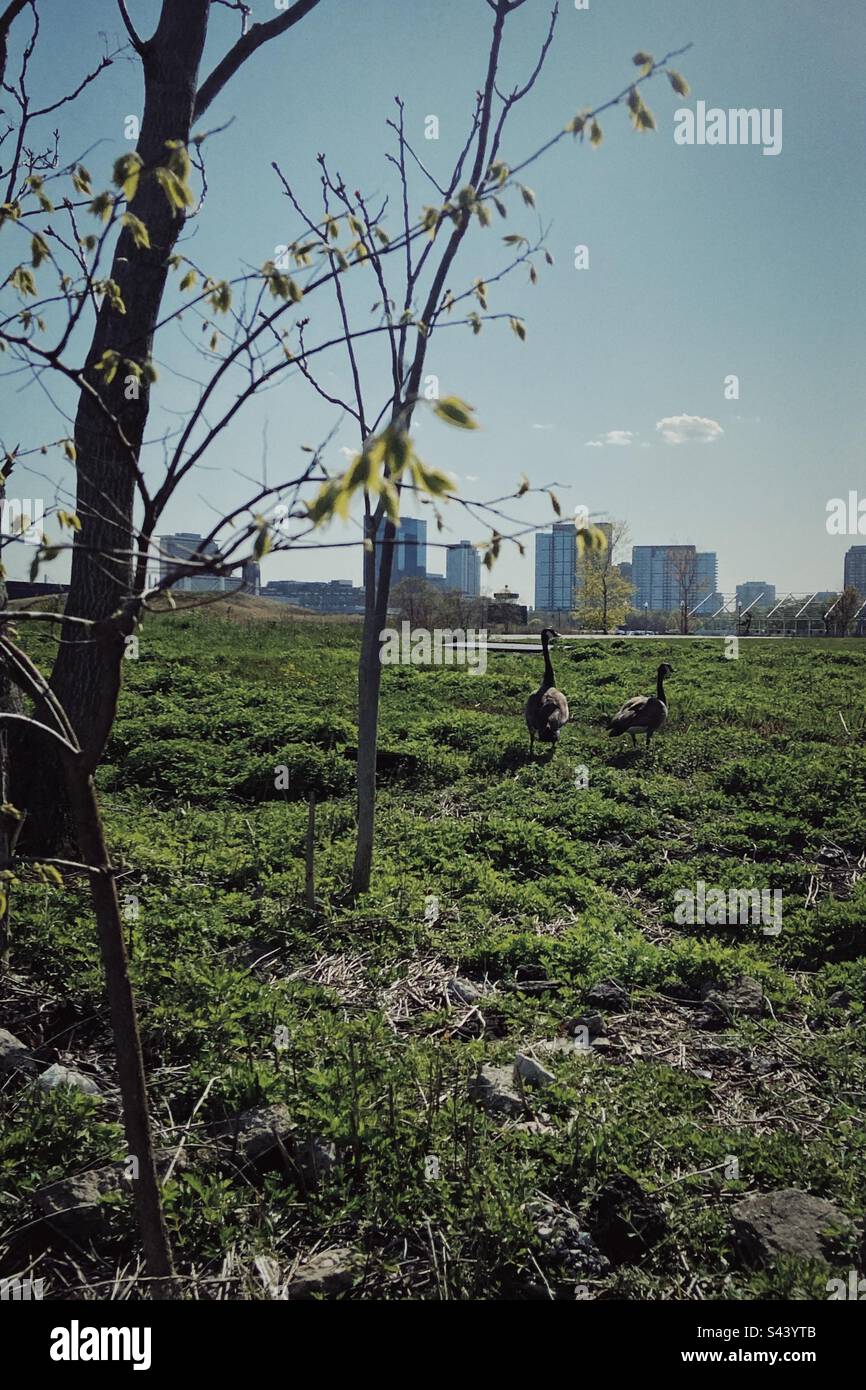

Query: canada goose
[
  {"left": 608, "top": 662, "right": 672, "bottom": 748},
  {"left": 525, "top": 628, "right": 569, "bottom": 755}
]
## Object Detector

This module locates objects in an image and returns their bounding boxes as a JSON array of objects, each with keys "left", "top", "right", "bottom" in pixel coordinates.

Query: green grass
[{"left": 3, "top": 613, "right": 865, "bottom": 1299}]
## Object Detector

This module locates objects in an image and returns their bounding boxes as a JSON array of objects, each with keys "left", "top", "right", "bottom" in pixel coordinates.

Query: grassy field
[{"left": 3, "top": 610, "right": 865, "bottom": 1299}]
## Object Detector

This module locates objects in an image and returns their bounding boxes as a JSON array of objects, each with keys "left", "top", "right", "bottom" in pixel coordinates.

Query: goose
[
  {"left": 525, "top": 628, "right": 569, "bottom": 755},
  {"left": 608, "top": 662, "right": 672, "bottom": 748}
]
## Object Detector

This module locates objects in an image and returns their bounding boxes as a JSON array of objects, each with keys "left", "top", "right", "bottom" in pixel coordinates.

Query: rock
[
  {"left": 532, "top": 1199, "right": 609, "bottom": 1281},
  {"left": 726, "top": 976, "right": 765, "bottom": 1018},
  {"left": 693, "top": 1000, "right": 729, "bottom": 1031},
  {"left": 701, "top": 976, "right": 764, "bottom": 1022},
  {"left": 212, "top": 1103, "right": 293, "bottom": 1174},
  {"left": 744, "top": 1055, "right": 780, "bottom": 1076},
  {"left": 515, "top": 963, "right": 548, "bottom": 983},
  {"left": 0, "top": 1028, "right": 38, "bottom": 1077},
  {"left": 731, "top": 1189, "right": 855, "bottom": 1266},
  {"left": 35, "top": 1166, "right": 121, "bottom": 1242},
  {"left": 588, "top": 1173, "right": 668, "bottom": 1265},
  {"left": 37, "top": 1063, "right": 101, "bottom": 1096},
  {"left": 293, "top": 1136, "right": 337, "bottom": 1187},
  {"left": 563, "top": 1013, "right": 605, "bottom": 1043},
  {"left": 447, "top": 977, "right": 482, "bottom": 1006},
  {"left": 285, "top": 1247, "right": 364, "bottom": 1300},
  {"left": 514, "top": 1053, "right": 556, "bottom": 1088},
  {"left": 469, "top": 1064, "right": 526, "bottom": 1117},
  {"left": 827, "top": 989, "right": 851, "bottom": 1010},
  {"left": 34, "top": 1148, "right": 186, "bottom": 1244},
  {"left": 817, "top": 845, "right": 847, "bottom": 866},
  {"left": 539, "top": 1034, "right": 593, "bottom": 1057},
  {"left": 585, "top": 980, "right": 629, "bottom": 1012}
]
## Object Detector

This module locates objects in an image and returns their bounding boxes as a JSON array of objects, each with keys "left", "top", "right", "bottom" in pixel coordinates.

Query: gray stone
[
  {"left": 589, "top": 1173, "right": 668, "bottom": 1265},
  {"left": 469, "top": 1064, "right": 526, "bottom": 1117},
  {"left": 514, "top": 1053, "right": 556, "bottom": 1088},
  {"left": 585, "top": 980, "right": 629, "bottom": 1012},
  {"left": 293, "top": 1136, "right": 337, "bottom": 1187},
  {"left": 447, "top": 977, "right": 482, "bottom": 1006},
  {"left": 731, "top": 1189, "right": 854, "bottom": 1266},
  {"left": 532, "top": 1198, "right": 609, "bottom": 1282},
  {"left": 286, "top": 1247, "right": 364, "bottom": 1300},
  {"left": 211, "top": 1103, "right": 293, "bottom": 1173},
  {"left": 564, "top": 1013, "right": 605, "bottom": 1042},
  {"left": 701, "top": 975, "right": 765, "bottom": 1022},
  {"left": 35, "top": 1149, "right": 187, "bottom": 1243},
  {"left": 827, "top": 989, "right": 851, "bottom": 1010},
  {"left": 0, "top": 1028, "right": 38, "bottom": 1077},
  {"left": 37, "top": 1063, "right": 101, "bottom": 1096},
  {"left": 34, "top": 1166, "right": 121, "bottom": 1241}
]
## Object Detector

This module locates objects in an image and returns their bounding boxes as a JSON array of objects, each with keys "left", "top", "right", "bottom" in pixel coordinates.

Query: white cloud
[
  {"left": 655, "top": 414, "right": 724, "bottom": 446},
  {"left": 584, "top": 429, "right": 634, "bottom": 448},
  {"left": 532, "top": 422, "right": 555, "bottom": 431}
]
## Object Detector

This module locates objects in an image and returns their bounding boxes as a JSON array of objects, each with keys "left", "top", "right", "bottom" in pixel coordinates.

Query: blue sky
[{"left": 4, "top": 0, "right": 865, "bottom": 601}]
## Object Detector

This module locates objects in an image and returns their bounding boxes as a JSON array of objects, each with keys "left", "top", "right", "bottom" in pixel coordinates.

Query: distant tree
[
  {"left": 439, "top": 587, "right": 484, "bottom": 630},
  {"left": 826, "top": 586, "right": 861, "bottom": 636},
  {"left": 667, "top": 546, "right": 707, "bottom": 635},
  {"left": 281, "top": 5, "right": 692, "bottom": 895},
  {"left": 391, "top": 578, "right": 442, "bottom": 630},
  {"left": 624, "top": 609, "right": 670, "bottom": 633},
  {"left": 573, "top": 519, "right": 633, "bottom": 631}
]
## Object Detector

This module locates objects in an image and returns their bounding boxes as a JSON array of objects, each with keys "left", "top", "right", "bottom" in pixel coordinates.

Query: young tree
[
  {"left": 573, "top": 519, "right": 632, "bottom": 631},
  {"left": 667, "top": 545, "right": 705, "bottom": 635},
  {"left": 274, "top": 4, "right": 692, "bottom": 893},
  {"left": 826, "top": 586, "right": 860, "bottom": 636},
  {"left": 2, "top": 0, "right": 326, "bottom": 781}
]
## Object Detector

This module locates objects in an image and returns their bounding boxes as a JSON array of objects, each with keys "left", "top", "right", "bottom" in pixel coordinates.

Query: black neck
[
  {"left": 542, "top": 634, "right": 555, "bottom": 688},
  {"left": 657, "top": 668, "right": 666, "bottom": 701}
]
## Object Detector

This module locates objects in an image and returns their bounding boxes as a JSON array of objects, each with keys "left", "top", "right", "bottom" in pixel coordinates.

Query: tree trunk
[
  {"left": 351, "top": 514, "right": 396, "bottom": 896},
  {"left": 0, "top": 475, "right": 23, "bottom": 965},
  {"left": 64, "top": 760, "right": 175, "bottom": 1295},
  {"left": 49, "top": 1, "right": 211, "bottom": 767}
]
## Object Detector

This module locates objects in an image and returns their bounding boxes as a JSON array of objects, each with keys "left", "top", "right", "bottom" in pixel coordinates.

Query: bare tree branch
[
  {"left": 115, "top": 0, "right": 147, "bottom": 56},
  {"left": 193, "top": 0, "right": 323, "bottom": 119}
]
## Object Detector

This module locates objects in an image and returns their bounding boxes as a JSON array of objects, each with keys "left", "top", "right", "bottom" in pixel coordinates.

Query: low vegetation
[{"left": 2, "top": 609, "right": 864, "bottom": 1298}]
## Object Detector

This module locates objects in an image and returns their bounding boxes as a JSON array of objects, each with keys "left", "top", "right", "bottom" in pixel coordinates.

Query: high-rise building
[
  {"left": 843, "top": 546, "right": 866, "bottom": 595},
  {"left": 736, "top": 581, "right": 776, "bottom": 610},
  {"left": 632, "top": 545, "right": 718, "bottom": 612},
  {"left": 575, "top": 521, "right": 613, "bottom": 593},
  {"left": 159, "top": 532, "right": 223, "bottom": 591},
  {"left": 631, "top": 545, "right": 677, "bottom": 610},
  {"left": 376, "top": 517, "right": 427, "bottom": 584},
  {"left": 535, "top": 521, "right": 578, "bottom": 613},
  {"left": 446, "top": 539, "right": 481, "bottom": 596},
  {"left": 696, "top": 552, "right": 718, "bottom": 602}
]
